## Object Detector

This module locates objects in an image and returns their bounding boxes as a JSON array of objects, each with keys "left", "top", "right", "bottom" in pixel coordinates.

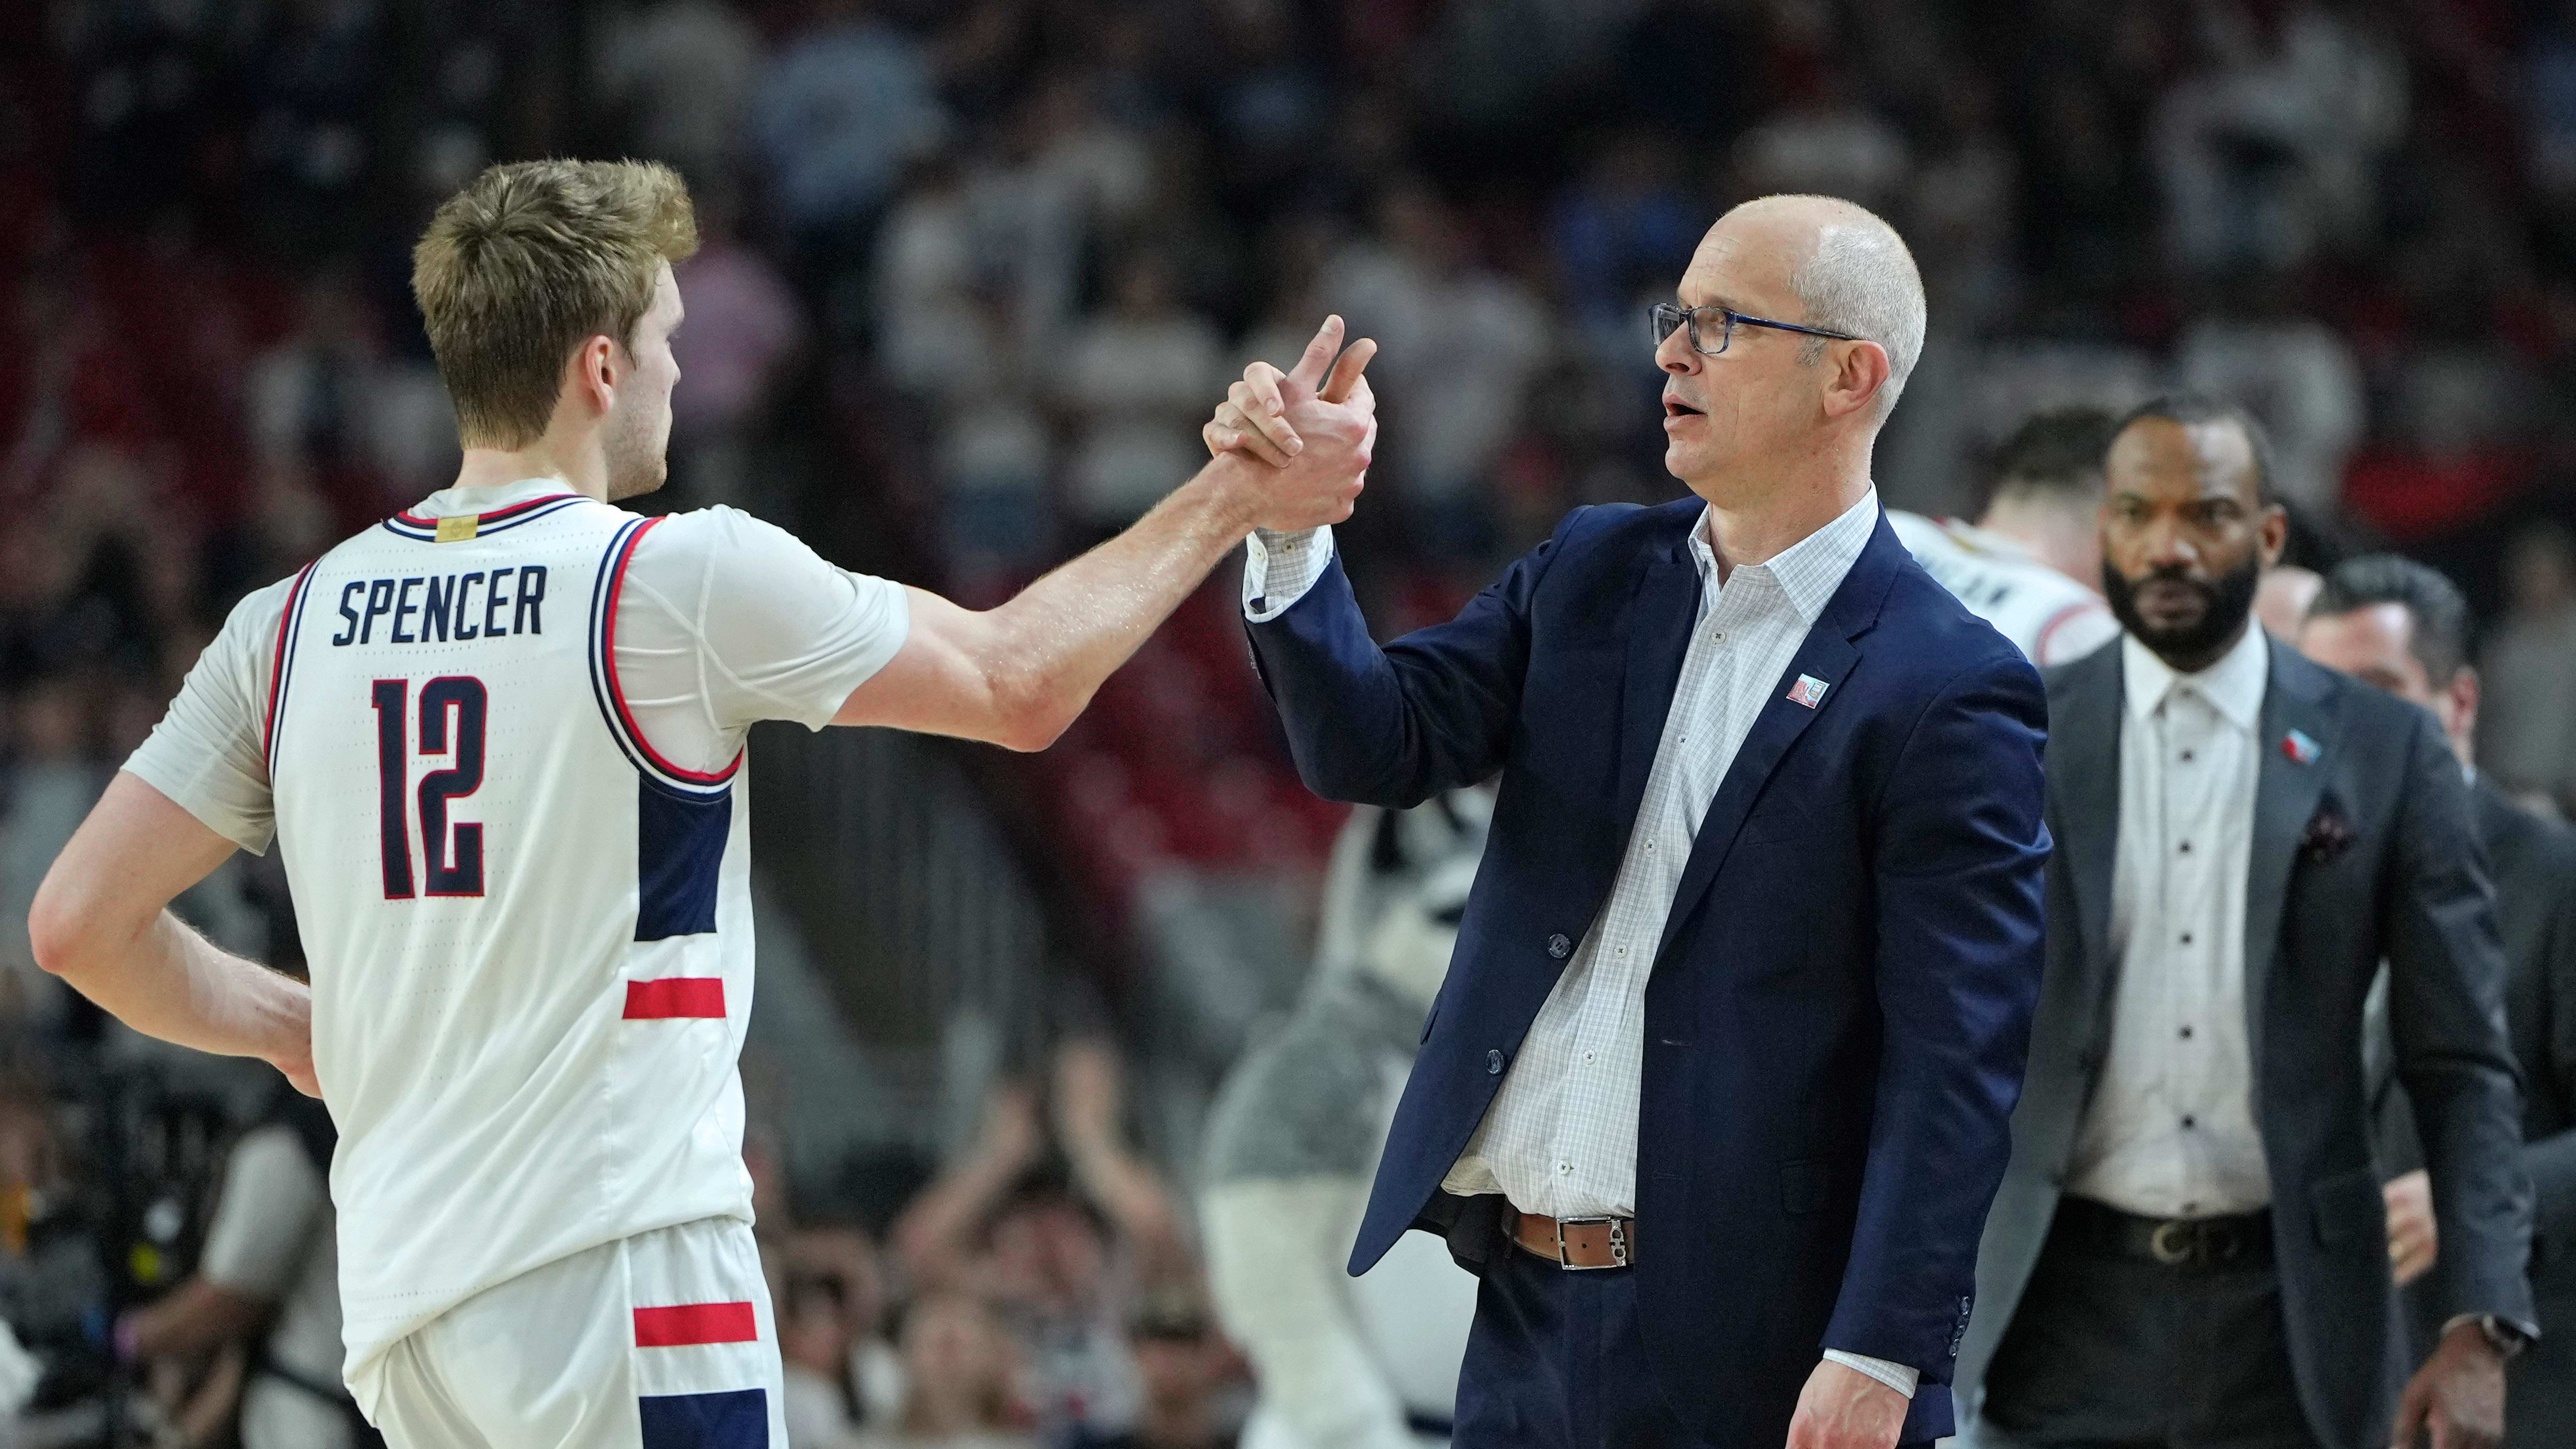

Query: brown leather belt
[{"left": 1510, "top": 1210, "right": 1636, "bottom": 1270}]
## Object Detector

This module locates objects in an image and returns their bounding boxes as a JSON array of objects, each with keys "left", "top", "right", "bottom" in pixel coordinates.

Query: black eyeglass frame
[{"left": 1650, "top": 301, "right": 1861, "bottom": 356}]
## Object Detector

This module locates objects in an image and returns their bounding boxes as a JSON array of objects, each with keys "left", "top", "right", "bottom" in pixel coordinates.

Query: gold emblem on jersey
[{"left": 435, "top": 515, "right": 479, "bottom": 543}]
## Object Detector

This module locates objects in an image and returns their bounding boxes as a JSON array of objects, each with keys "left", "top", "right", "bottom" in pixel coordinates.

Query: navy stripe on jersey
[
  {"left": 637, "top": 1390, "right": 767, "bottom": 1449},
  {"left": 262, "top": 562, "right": 321, "bottom": 773},
  {"left": 635, "top": 775, "right": 728, "bottom": 940},
  {"left": 378, "top": 495, "right": 586, "bottom": 542},
  {"left": 585, "top": 517, "right": 740, "bottom": 797}
]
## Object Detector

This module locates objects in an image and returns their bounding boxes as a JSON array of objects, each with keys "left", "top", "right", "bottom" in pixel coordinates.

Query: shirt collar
[
  {"left": 1687, "top": 487, "right": 1881, "bottom": 624},
  {"left": 2122, "top": 618, "right": 2270, "bottom": 732},
  {"left": 405, "top": 476, "right": 583, "bottom": 519}
]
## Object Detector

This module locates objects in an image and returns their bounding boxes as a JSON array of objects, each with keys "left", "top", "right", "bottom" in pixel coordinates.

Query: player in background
[
  {"left": 1886, "top": 407, "right": 2124, "bottom": 667},
  {"left": 23, "top": 160, "right": 1378, "bottom": 1449}
]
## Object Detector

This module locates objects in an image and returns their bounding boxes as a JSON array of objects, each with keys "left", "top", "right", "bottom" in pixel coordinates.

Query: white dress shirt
[
  {"left": 1243, "top": 491, "right": 1921, "bottom": 1396},
  {"left": 2067, "top": 623, "right": 2274, "bottom": 1218}
]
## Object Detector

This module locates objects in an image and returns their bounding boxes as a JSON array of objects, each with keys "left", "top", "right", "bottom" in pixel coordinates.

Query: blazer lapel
[
  {"left": 1613, "top": 524, "right": 1704, "bottom": 835},
  {"left": 2242, "top": 640, "right": 2338, "bottom": 1077},
  {"left": 1652, "top": 519, "right": 1903, "bottom": 965},
  {"left": 2049, "top": 643, "right": 2125, "bottom": 1021}
]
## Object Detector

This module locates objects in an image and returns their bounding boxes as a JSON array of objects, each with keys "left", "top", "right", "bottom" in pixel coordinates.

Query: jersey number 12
[{"left": 371, "top": 677, "right": 487, "bottom": 898}]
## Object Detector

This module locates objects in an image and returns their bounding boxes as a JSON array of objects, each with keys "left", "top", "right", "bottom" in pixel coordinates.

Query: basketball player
[
  {"left": 25, "top": 161, "right": 1376, "bottom": 1448},
  {"left": 1886, "top": 407, "right": 2122, "bottom": 666}
]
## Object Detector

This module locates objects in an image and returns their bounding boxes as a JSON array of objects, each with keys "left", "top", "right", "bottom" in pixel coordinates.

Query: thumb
[
  {"left": 1285, "top": 314, "right": 1346, "bottom": 392},
  {"left": 2389, "top": 1372, "right": 2431, "bottom": 1449},
  {"left": 1320, "top": 336, "right": 1378, "bottom": 405}
]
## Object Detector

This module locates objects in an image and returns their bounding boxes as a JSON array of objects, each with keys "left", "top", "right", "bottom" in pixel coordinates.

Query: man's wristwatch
[{"left": 2469, "top": 1314, "right": 2533, "bottom": 1360}]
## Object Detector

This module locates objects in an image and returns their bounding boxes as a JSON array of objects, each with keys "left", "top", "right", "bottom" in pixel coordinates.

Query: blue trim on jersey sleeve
[
  {"left": 638, "top": 1389, "right": 767, "bottom": 1449},
  {"left": 636, "top": 775, "right": 729, "bottom": 940}
]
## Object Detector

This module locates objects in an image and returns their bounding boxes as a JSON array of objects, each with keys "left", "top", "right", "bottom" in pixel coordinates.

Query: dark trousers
[
  {"left": 1452, "top": 1240, "right": 1701, "bottom": 1449},
  {"left": 1973, "top": 1223, "right": 2327, "bottom": 1449}
]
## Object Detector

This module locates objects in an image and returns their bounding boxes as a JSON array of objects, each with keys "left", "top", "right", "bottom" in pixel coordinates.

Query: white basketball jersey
[
  {"left": 264, "top": 492, "right": 756, "bottom": 1378},
  {"left": 1889, "top": 510, "right": 2122, "bottom": 667}
]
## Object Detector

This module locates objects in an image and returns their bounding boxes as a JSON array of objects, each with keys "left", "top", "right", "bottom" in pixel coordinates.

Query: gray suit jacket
[
  {"left": 2374, "top": 780, "right": 2576, "bottom": 1441},
  {"left": 1958, "top": 636, "right": 2535, "bottom": 1449}
]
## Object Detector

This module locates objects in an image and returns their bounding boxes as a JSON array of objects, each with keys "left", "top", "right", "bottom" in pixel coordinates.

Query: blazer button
[
  {"left": 1487, "top": 1049, "right": 1505, "bottom": 1075},
  {"left": 1546, "top": 934, "right": 1572, "bottom": 960}
]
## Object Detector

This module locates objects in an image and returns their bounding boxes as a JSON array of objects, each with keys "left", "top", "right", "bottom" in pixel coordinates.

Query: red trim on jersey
[
  {"left": 392, "top": 492, "right": 583, "bottom": 527},
  {"left": 603, "top": 517, "right": 743, "bottom": 785},
  {"left": 633, "top": 1302, "right": 758, "bottom": 1347},
  {"left": 2032, "top": 600, "right": 2106, "bottom": 666},
  {"left": 262, "top": 563, "right": 318, "bottom": 763},
  {"left": 623, "top": 978, "right": 727, "bottom": 1019}
]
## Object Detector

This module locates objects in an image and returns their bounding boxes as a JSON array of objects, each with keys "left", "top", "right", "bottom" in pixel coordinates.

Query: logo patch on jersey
[
  {"left": 1787, "top": 674, "right": 1830, "bottom": 709},
  {"left": 434, "top": 515, "right": 479, "bottom": 543}
]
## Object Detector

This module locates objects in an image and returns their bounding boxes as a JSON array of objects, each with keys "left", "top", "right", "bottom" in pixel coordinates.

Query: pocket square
[{"left": 2299, "top": 798, "right": 2356, "bottom": 863}]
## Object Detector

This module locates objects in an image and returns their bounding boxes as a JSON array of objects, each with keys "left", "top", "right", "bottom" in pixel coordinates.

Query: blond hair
[{"left": 412, "top": 160, "right": 699, "bottom": 449}]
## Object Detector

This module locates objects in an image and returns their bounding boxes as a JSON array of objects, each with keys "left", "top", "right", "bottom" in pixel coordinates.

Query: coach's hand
[
  {"left": 1205, "top": 316, "right": 1374, "bottom": 465},
  {"left": 1785, "top": 1360, "right": 1907, "bottom": 1449}
]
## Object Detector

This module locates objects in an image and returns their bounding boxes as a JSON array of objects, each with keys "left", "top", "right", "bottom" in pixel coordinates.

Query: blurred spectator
[
  {"left": 894, "top": 1038, "right": 1189, "bottom": 1445},
  {"left": 0, "top": 680, "right": 98, "bottom": 1033},
  {"left": 2479, "top": 523, "right": 2576, "bottom": 814},
  {"left": 2174, "top": 276, "right": 2364, "bottom": 517},
  {"left": 858, "top": 1292, "right": 1035, "bottom": 1449},
  {"left": 1323, "top": 186, "right": 1549, "bottom": 558},
  {"left": 592, "top": 1, "right": 765, "bottom": 190},
  {"left": 1057, "top": 252, "right": 1227, "bottom": 535},
  {"left": 116, "top": 1087, "right": 348, "bottom": 1449},
  {"left": 749, "top": 0, "right": 948, "bottom": 282},
  {"left": 669, "top": 192, "right": 807, "bottom": 512},
  {"left": 1080, "top": 1296, "right": 1240, "bottom": 1449},
  {"left": 246, "top": 268, "right": 455, "bottom": 518}
]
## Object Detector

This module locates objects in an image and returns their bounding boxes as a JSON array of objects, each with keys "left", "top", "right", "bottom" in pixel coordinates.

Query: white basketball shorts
[{"left": 350, "top": 1216, "right": 786, "bottom": 1449}]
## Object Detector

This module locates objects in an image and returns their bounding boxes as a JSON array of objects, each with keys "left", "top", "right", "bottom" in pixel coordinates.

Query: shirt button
[
  {"left": 2179, "top": 840, "right": 2193, "bottom": 854},
  {"left": 1557, "top": 1162, "right": 1573, "bottom": 1175},
  {"left": 2181, "top": 750, "right": 2195, "bottom": 763},
  {"left": 2179, "top": 1025, "right": 2194, "bottom": 1040},
  {"left": 1546, "top": 934, "right": 1572, "bottom": 960},
  {"left": 2181, "top": 1115, "right": 2197, "bottom": 1129},
  {"left": 2184, "top": 1200, "right": 2200, "bottom": 1215},
  {"left": 1615, "top": 946, "right": 1627, "bottom": 957},
  {"left": 2180, "top": 932, "right": 2193, "bottom": 945},
  {"left": 1487, "top": 1049, "right": 1504, "bottom": 1074},
  {"left": 1583, "top": 1050, "right": 1597, "bottom": 1064}
]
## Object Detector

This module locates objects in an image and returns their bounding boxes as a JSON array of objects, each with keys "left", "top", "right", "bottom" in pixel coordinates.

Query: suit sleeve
[
  {"left": 1245, "top": 510, "right": 1579, "bottom": 808},
  {"left": 2526, "top": 869, "right": 2576, "bottom": 1268},
  {"left": 2388, "top": 713, "right": 2539, "bottom": 1334},
  {"left": 1827, "top": 649, "right": 2051, "bottom": 1380}
]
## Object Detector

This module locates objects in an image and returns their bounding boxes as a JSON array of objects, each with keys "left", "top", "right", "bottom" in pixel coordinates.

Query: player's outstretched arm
[
  {"left": 28, "top": 773, "right": 316, "bottom": 1095},
  {"left": 836, "top": 316, "right": 1377, "bottom": 750}
]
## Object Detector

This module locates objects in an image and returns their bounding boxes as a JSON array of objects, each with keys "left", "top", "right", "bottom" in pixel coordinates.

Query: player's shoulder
[{"left": 628, "top": 504, "right": 819, "bottom": 568}]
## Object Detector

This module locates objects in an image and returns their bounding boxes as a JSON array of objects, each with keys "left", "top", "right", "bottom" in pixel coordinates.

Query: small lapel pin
[
  {"left": 2282, "top": 728, "right": 2320, "bottom": 765},
  {"left": 1787, "top": 674, "right": 1829, "bottom": 709}
]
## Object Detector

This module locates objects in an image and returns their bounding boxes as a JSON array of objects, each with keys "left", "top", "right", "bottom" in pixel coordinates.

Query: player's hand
[
  {"left": 1203, "top": 315, "right": 1378, "bottom": 466},
  {"left": 270, "top": 1033, "right": 321, "bottom": 1098},
  {"left": 1213, "top": 316, "right": 1378, "bottom": 532},
  {"left": 1783, "top": 1359, "right": 1907, "bottom": 1449},
  {"left": 2385, "top": 1169, "right": 2439, "bottom": 1286}
]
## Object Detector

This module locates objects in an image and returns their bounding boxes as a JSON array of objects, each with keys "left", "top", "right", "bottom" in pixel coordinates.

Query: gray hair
[{"left": 1781, "top": 198, "right": 1927, "bottom": 419}]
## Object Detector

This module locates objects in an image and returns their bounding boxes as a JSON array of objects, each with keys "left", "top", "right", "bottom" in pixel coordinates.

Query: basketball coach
[{"left": 1202, "top": 195, "right": 2051, "bottom": 1449}]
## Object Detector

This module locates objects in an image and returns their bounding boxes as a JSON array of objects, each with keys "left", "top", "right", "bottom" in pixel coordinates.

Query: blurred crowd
[{"left": 5, "top": 0, "right": 2576, "bottom": 1445}]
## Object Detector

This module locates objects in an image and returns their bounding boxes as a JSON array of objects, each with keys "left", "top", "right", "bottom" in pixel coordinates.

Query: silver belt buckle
[{"left": 1555, "top": 1215, "right": 1630, "bottom": 1271}]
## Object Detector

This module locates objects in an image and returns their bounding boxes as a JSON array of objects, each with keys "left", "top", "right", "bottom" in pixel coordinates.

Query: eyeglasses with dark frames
[{"left": 1649, "top": 301, "right": 1860, "bottom": 356}]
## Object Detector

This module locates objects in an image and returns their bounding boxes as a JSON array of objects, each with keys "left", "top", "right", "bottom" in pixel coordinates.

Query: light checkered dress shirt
[{"left": 1245, "top": 489, "right": 1919, "bottom": 1397}]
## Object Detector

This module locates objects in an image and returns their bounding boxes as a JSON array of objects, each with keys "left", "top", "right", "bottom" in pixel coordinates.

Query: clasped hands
[{"left": 1203, "top": 315, "right": 1380, "bottom": 533}]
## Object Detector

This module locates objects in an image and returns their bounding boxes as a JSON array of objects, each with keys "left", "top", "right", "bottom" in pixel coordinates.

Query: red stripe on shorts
[
  {"left": 623, "top": 978, "right": 727, "bottom": 1019},
  {"left": 632, "top": 1302, "right": 758, "bottom": 1347}
]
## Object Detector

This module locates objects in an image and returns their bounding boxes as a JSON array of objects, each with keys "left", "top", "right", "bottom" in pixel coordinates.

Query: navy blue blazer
[{"left": 1246, "top": 498, "right": 2051, "bottom": 1446}]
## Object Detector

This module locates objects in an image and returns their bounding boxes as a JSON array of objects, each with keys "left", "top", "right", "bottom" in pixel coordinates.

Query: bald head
[{"left": 1698, "top": 195, "right": 1926, "bottom": 417}]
